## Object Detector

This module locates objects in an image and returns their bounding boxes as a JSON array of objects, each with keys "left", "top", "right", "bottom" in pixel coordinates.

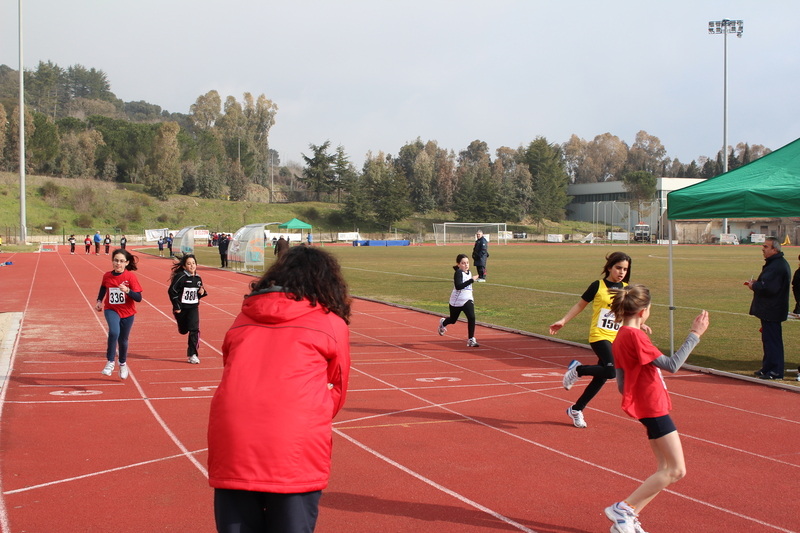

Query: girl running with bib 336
[
  {"left": 95, "top": 249, "right": 142, "bottom": 379},
  {"left": 549, "top": 251, "right": 649, "bottom": 428}
]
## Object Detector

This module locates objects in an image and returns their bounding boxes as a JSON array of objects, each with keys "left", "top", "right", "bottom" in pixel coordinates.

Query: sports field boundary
[{"left": 351, "top": 295, "right": 800, "bottom": 394}]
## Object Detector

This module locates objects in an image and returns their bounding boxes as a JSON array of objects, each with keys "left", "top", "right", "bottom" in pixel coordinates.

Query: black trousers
[
  {"left": 475, "top": 264, "right": 486, "bottom": 279},
  {"left": 760, "top": 320, "right": 784, "bottom": 378},
  {"left": 214, "top": 489, "right": 321, "bottom": 533},
  {"left": 572, "top": 340, "right": 616, "bottom": 411},
  {"left": 175, "top": 307, "right": 200, "bottom": 358},
  {"left": 443, "top": 300, "right": 476, "bottom": 338},
  {"left": 220, "top": 253, "right": 228, "bottom": 268}
]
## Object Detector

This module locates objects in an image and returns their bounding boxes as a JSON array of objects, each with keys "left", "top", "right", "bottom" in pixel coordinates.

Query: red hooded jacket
[{"left": 207, "top": 290, "right": 350, "bottom": 493}]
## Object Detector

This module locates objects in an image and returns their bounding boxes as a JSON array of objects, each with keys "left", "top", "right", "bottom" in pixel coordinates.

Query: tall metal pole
[
  {"left": 18, "top": 0, "right": 27, "bottom": 244},
  {"left": 722, "top": 24, "right": 728, "bottom": 235},
  {"left": 709, "top": 18, "right": 743, "bottom": 237}
]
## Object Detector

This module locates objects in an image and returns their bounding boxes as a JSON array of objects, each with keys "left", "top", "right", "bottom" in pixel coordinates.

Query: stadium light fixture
[{"left": 708, "top": 18, "right": 743, "bottom": 235}]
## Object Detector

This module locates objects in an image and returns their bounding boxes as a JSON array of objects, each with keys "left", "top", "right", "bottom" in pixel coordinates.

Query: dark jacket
[
  {"left": 168, "top": 271, "right": 207, "bottom": 312},
  {"left": 472, "top": 236, "right": 489, "bottom": 266},
  {"left": 792, "top": 267, "right": 800, "bottom": 311},
  {"left": 218, "top": 236, "right": 229, "bottom": 255},
  {"left": 274, "top": 237, "right": 290, "bottom": 257},
  {"left": 749, "top": 251, "right": 791, "bottom": 322}
]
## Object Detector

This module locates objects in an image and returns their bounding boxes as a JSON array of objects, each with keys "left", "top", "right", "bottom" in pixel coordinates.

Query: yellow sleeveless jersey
[{"left": 588, "top": 280, "right": 627, "bottom": 343}]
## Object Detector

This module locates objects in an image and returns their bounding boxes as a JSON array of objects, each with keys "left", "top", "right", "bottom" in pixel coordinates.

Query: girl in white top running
[{"left": 437, "top": 254, "right": 480, "bottom": 347}]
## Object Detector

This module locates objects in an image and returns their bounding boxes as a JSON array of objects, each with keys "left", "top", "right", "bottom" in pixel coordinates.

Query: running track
[{"left": 0, "top": 248, "right": 797, "bottom": 532}]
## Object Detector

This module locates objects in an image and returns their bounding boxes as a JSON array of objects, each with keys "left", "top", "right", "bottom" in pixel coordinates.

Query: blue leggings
[{"left": 104, "top": 310, "right": 135, "bottom": 364}]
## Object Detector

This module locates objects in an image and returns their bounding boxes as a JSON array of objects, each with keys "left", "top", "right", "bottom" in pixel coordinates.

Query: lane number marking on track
[
  {"left": 416, "top": 377, "right": 461, "bottom": 383},
  {"left": 180, "top": 385, "right": 218, "bottom": 392},
  {"left": 50, "top": 390, "right": 103, "bottom": 396},
  {"left": 521, "top": 372, "right": 564, "bottom": 378}
]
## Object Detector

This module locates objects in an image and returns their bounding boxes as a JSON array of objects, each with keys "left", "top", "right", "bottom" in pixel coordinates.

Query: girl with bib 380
[
  {"left": 549, "top": 252, "right": 650, "bottom": 428},
  {"left": 95, "top": 249, "right": 143, "bottom": 379},
  {"left": 168, "top": 254, "right": 207, "bottom": 365}
]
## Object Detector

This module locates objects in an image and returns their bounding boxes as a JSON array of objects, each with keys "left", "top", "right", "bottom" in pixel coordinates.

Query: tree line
[{"left": 0, "top": 61, "right": 771, "bottom": 228}]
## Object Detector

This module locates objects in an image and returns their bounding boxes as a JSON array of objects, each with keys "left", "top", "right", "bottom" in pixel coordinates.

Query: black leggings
[
  {"left": 443, "top": 300, "right": 476, "bottom": 339},
  {"left": 175, "top": 307, "right": 200, "bottom": 358},
  {"left": 572, "top": 340, "right": 616, "bottom": 411}
]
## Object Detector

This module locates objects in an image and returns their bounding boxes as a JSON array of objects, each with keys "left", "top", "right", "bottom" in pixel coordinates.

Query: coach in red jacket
[{"left": 208, "top": 246, "right": 351, "bottom": 533}]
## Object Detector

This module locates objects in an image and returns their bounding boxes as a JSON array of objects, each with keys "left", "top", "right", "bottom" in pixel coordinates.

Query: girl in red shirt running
[
  {"left": 603, "top": 284, "right": 708, "bottom": 533},
  {"left": 95, "top": 249, "right": 143, "bottom": 380}
]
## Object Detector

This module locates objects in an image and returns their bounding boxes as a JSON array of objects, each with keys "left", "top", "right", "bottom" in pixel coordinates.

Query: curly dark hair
[
  {"left": 248, "top": 246, "right": 351, "bottom": 324},
  {"left": 111, "top": 249, "right": 138, "bottom": 271}
]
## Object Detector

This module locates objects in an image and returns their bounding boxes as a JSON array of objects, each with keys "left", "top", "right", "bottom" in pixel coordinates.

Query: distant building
[
  {"left": 566, "top": 178, "right": 704, "bottom": 241},
  {"left": 565, "top": 178, "right": 799, "bottom": 243}
]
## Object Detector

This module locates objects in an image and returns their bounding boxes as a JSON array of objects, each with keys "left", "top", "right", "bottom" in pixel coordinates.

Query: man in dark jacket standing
[
  {"left": 745, "top": 236, "right": 791, "bottom": 380},
  {"left": 274, "top": 236, "right": 290, "bottom": 258},
  {"left": 472, "top": 230, "right": 489, "bottom": 282},
  {"left": 218, "top": 233, "right": 229, "bottom": 268}
]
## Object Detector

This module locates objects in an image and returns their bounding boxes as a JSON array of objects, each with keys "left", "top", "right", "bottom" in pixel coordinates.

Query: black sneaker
[
  {"left": 759, "top": 372, "right": 783, "bottom": 380},
  {"left": 753, "top": 370, "right": 766, "bottom": 377}
]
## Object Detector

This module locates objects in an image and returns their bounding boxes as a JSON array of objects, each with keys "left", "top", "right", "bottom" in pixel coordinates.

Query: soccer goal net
[{"left": 432, "top": 223, "right": 508, "bottom": 246}]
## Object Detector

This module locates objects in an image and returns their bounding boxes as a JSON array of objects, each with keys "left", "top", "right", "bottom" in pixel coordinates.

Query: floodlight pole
[
  {"left": 18, "top": 0, "right": 27, "bottom": 244},
  {"left": 709, "top": 18, "right": 743, "bottom": 238}
]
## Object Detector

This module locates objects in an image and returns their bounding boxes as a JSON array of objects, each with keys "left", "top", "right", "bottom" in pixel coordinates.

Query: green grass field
[{"left": 175, "top": 242, "right": 800, "bottom": 384}]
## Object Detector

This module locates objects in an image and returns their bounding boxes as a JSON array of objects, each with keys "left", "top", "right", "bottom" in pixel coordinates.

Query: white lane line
[
  {"left": 3, "top": 449, "right": 208, "bottom": 495},
  {"left": 340, "top": 329, "right": 798, "bottom": 532},
  {"left": 334, "top": 428, "right": 539, "bottom": 533}
]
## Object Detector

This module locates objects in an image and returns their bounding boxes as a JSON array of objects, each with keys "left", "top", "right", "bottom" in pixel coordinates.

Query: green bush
[
  {"left": 157, "top": 213, "right": 169, "bottom": 223},
  {"left": 74, "top": 213, "right": 93, "bottom": 228}
]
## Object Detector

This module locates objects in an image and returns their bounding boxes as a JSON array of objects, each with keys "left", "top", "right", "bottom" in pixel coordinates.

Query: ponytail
[{"left": 609, "top": 284, "right": 651, "bottom": 322}]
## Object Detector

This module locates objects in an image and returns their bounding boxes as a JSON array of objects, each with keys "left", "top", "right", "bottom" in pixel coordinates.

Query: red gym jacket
[{"left": 207, "top": 290, "right": 350, "bottom": 493}]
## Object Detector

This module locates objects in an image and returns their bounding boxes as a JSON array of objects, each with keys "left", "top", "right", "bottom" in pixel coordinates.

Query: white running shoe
[
  {"left": 188, "top": 355, "right": 200, "bottom": 364},
  {"left": 101, "top": 361, "right": 115, "bottom": 376},
  {"left": 563, "top": 359, "right": 580, "bottom": 390},
  {"left": 567, "top": 407, "right": 587, "bottom": 428},
  {"left": 467, "top": 337, "right": 480, "bottom": 347},
  {"left": 437, "top": 318, "right": 447, "bottom": 336},
  {"left": 605, "top": 502, "right": 639, "bottom": 533},
  {"left": 119, "top": 363, "right": 129, "bottom": 380}
]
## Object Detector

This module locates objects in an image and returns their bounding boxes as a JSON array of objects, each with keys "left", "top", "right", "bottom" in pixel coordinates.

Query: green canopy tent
[
  {"left": 667, "top": 137, "right": 800, "bottom": 219},
  {"left": 664, "top": 136, "right": 800, "bottom": 352},
  {"left": 278, "top": 218, "right": 313, "bottom": 243}
]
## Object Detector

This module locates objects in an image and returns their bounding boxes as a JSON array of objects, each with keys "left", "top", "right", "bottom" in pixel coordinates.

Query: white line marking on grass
[
  {"left": 3, "top": 449, "right": 208, "bottom": 495},
  {"left": 347, "top": 266, "right": 753, "bottom": 316},
  {"left": 333, "top": 429, "right": 540, "bottom": 533}
]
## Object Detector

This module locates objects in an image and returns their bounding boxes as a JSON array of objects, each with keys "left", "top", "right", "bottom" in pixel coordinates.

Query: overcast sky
[{"left": 2, "top": 0, "right": 798, "bottom": 169}]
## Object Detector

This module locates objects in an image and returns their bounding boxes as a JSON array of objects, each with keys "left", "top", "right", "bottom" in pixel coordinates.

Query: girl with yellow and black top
[{"left": 549, "top": 251, "right": 649, "bottom": 428}]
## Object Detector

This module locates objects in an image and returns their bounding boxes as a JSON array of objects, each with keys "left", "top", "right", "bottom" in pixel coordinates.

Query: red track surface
[{"left": 0, "top": 248, "right": 797, "bottom": 532}]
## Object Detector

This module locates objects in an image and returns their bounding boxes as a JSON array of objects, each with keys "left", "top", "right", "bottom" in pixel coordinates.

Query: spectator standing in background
[
  {"left": 218, "top": 233, "right": 230, "bottom": 268},
  {"left": 745, "top": 236, "right": 791, "bottom": 380},
  {"left": 472, "top": 230, "right": 489, "bottom": 282}
]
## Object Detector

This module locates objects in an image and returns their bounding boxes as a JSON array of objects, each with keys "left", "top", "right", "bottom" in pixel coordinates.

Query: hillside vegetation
[{"left": 0, "top": 172, "right": 598, "bottom": 240}]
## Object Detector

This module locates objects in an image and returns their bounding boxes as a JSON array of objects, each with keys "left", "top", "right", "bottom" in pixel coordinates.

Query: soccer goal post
[{"left": 432, "top": 223, "right": 508, "bottom": 246}]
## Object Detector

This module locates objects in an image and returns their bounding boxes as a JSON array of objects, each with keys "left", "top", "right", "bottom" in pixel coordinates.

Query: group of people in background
[{"left": 70, "top": 233, "right": 127, "bottom": 255}]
